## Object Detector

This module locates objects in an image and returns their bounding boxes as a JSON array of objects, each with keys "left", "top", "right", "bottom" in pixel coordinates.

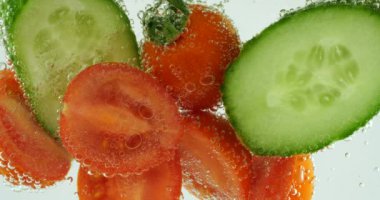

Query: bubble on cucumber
[
  {"left": 306, "top": 0, "right": 380, "bottom": 6},
  {"left": 278, "top": 0, "right": 380, "bottom": 18}
]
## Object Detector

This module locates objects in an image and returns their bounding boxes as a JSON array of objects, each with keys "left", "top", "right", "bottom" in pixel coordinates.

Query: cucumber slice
[
  {"left": 223, "top": 4, "right": 380, "bottom": 156},
  {"left": 1, "top": 0, "right": 140, "bottom": 136}
]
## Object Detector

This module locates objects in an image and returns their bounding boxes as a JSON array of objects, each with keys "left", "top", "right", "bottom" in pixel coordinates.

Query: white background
[{"left": 1, "top": 0, "right": 380, "bottom": 199}]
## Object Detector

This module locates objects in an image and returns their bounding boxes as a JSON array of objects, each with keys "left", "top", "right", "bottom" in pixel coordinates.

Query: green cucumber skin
[
  {"left": 223, "top": 4, "right": 380, "bottom": 156},
  {"left": 1, "top": 0, "right": 140, "bottom": 137}
]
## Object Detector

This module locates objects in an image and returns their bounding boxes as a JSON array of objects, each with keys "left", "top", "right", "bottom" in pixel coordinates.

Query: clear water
[{"left": 1, "top": 0, "right": 380, "bottom": 199}]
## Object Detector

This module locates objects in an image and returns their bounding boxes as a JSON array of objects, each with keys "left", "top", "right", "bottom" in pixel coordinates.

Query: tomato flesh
[
  {"left": 60, "top": 63, "right": 183, "bottom": 175},
  {"left": 180, "top": 111, "right": 251, "bottom": 199},
  {"left": 0, "top": 70, "right": 71, "bottom": 188},
  {"left": 77, "top": 152, "right": 182, "bottom": 200}
]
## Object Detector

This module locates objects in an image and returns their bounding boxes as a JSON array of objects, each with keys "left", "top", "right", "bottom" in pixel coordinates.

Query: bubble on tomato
[
  {"left": 138, "top": 105, "right": 154, "bottom": 120},
  {"left": 0, "top": 157, "right": 47, "bottom": 190},
  {"left": 200, "top": 74, "right": 215, "bottom": 86}
]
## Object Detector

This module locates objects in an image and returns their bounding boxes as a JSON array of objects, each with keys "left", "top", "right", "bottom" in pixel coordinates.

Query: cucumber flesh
[
  {"left": 2, "top": 0, "right": 140, "bottom": 136},
  {"left": 223, "top": 4, "right": 380, "bottom": 156}
]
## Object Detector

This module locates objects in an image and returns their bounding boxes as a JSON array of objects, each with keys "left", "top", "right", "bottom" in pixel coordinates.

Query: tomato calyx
[{"left": 142, "top": 0, "right": 189, "bottom": 45}]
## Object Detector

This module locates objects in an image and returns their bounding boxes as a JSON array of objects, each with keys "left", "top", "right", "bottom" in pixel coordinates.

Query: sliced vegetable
[
  {"left": 77, "top": 152, "right": 182, "bottom": 200},
  {"left": 180, "top": 111, "right": 251, "bottom": 199},
  {"left": 60, "top": 63, "right": 182, "bottom": 175},
  {"left": 223, "top": 4, "right": 380, "bottom": 155},
  {"left": 143, "top": 3, "right": 240, "bottom": 110},
  {"left": 0, "top": 70, "right": 71, "bottom": 188},
  {"left": 1, "top": 0, "right": 140, "bottom": 136},
  {"left": 250, "top": 155, "right": 314, "bottom": 200}
]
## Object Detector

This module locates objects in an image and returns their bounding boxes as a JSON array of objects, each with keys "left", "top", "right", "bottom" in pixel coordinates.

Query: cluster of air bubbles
[
  {"left": 279, "top": 8, "right": 297, "bottom": 17},
  {"left": 306, "top": 0, "right": 380, "bottom": 8},
  {"left": 280, "top": 0, "right": 380, "bottom": 19},
  {"left": 114, "top": 0, "right": 128, "bottom": 14},
  {"left": 208, "top": 101, "right": 226, "bottom": 118},
  {"left": 0, "top": 159, "right": 45, "bottom": 192},
  {"left": 358, "top": 119, "right": 373, "bottom": 133},
  {"left": 141, "top": 0, "right": 190, "bottom": 44},
  {"left": 305, "top": 0, "right": 325, "bottom": 5}
]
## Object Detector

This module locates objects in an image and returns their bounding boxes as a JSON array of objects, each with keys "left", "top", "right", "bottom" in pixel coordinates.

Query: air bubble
[
  {"left": 344, "top": 152, "right": 350, "bottom": 158},
  {"left": 87, "top": 170, "right": 94, "bottom": 176},
  {"left": 200, "top": 75, "right": 215, "bottom": 86},
  {"left": 359, "top": 182, "right": 365, "bottom": 188},
  {"left": 66, "top": 176, "right": 73, "bottom": 183},
  {"left": 125, "top": 134, "right": 142, "bottom": 150},
  {"left": 138, "top": 105, "right": 153, "bottom": 119},
  {"left": 185, "top": 82, "right": 196, "bottom": 92},
  {"left": 7, "top": 162, "right": 15, "bottom": 170},
  {"left": 137, "top": 11, "right": 145, "bottom": 20},
  {"left": 279, "top": 9, "right": 287, "bottom": 17},
  {"left": 290, "top": 187, "right": 299, "bottom": 196}
]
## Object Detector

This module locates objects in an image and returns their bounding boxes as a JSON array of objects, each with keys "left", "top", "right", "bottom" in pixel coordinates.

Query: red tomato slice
[
  {"left": 0, "top": 70, "right": 71, "bottom": 188},
  {"left": 180, "top": 111, "right": 251, "bottom": 199},
  {"left": 250, "top": 155, "right": 314, "bottom": 200},
  {"left": 77, "top": 152, "right": 182, "bottom": 200},
  {"left": 60, "top": 63, "right": 183, "bottom": 175}
]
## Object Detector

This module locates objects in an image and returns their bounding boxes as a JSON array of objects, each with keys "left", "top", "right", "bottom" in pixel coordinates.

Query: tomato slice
[
  {"left": 180, "top": 111, "right": 251, "bottom": 199},
  {"left": 250, "top": 155, "right": 314, "bottom": 200},
  {"left": 142, "top": 4, "right": 240, "bottom": 110},
  {"left": 77, "top": 152, "right": 182, "bottom": 200},
  {"left": 60, "top": 63, "right": 183, "bottom": 175},
  {"left": 0, "top": 70, "right": 71, "bottom": 188}
]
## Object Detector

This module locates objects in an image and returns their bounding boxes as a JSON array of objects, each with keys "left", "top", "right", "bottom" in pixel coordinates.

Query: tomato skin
[
  {"left": 60, "top": 63, "right": 183, "bottom": 176},
  {"left": 289, "top": 155, "right": 314, "bottom": 200},
  {"left": 77, "top": 152, "right": 182, "bottom": 200},
  {"left": 180, "top": 111, "right": 251, "bottom": 199},
  {"left": 0, "top": 70, "right": 71, "bottom": 188},
  {"left": 250, "top": 155, "right": 314, "bottom": 200},
  {"left": 142, "top": 4, "right": 240, "bottom": 110}
]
